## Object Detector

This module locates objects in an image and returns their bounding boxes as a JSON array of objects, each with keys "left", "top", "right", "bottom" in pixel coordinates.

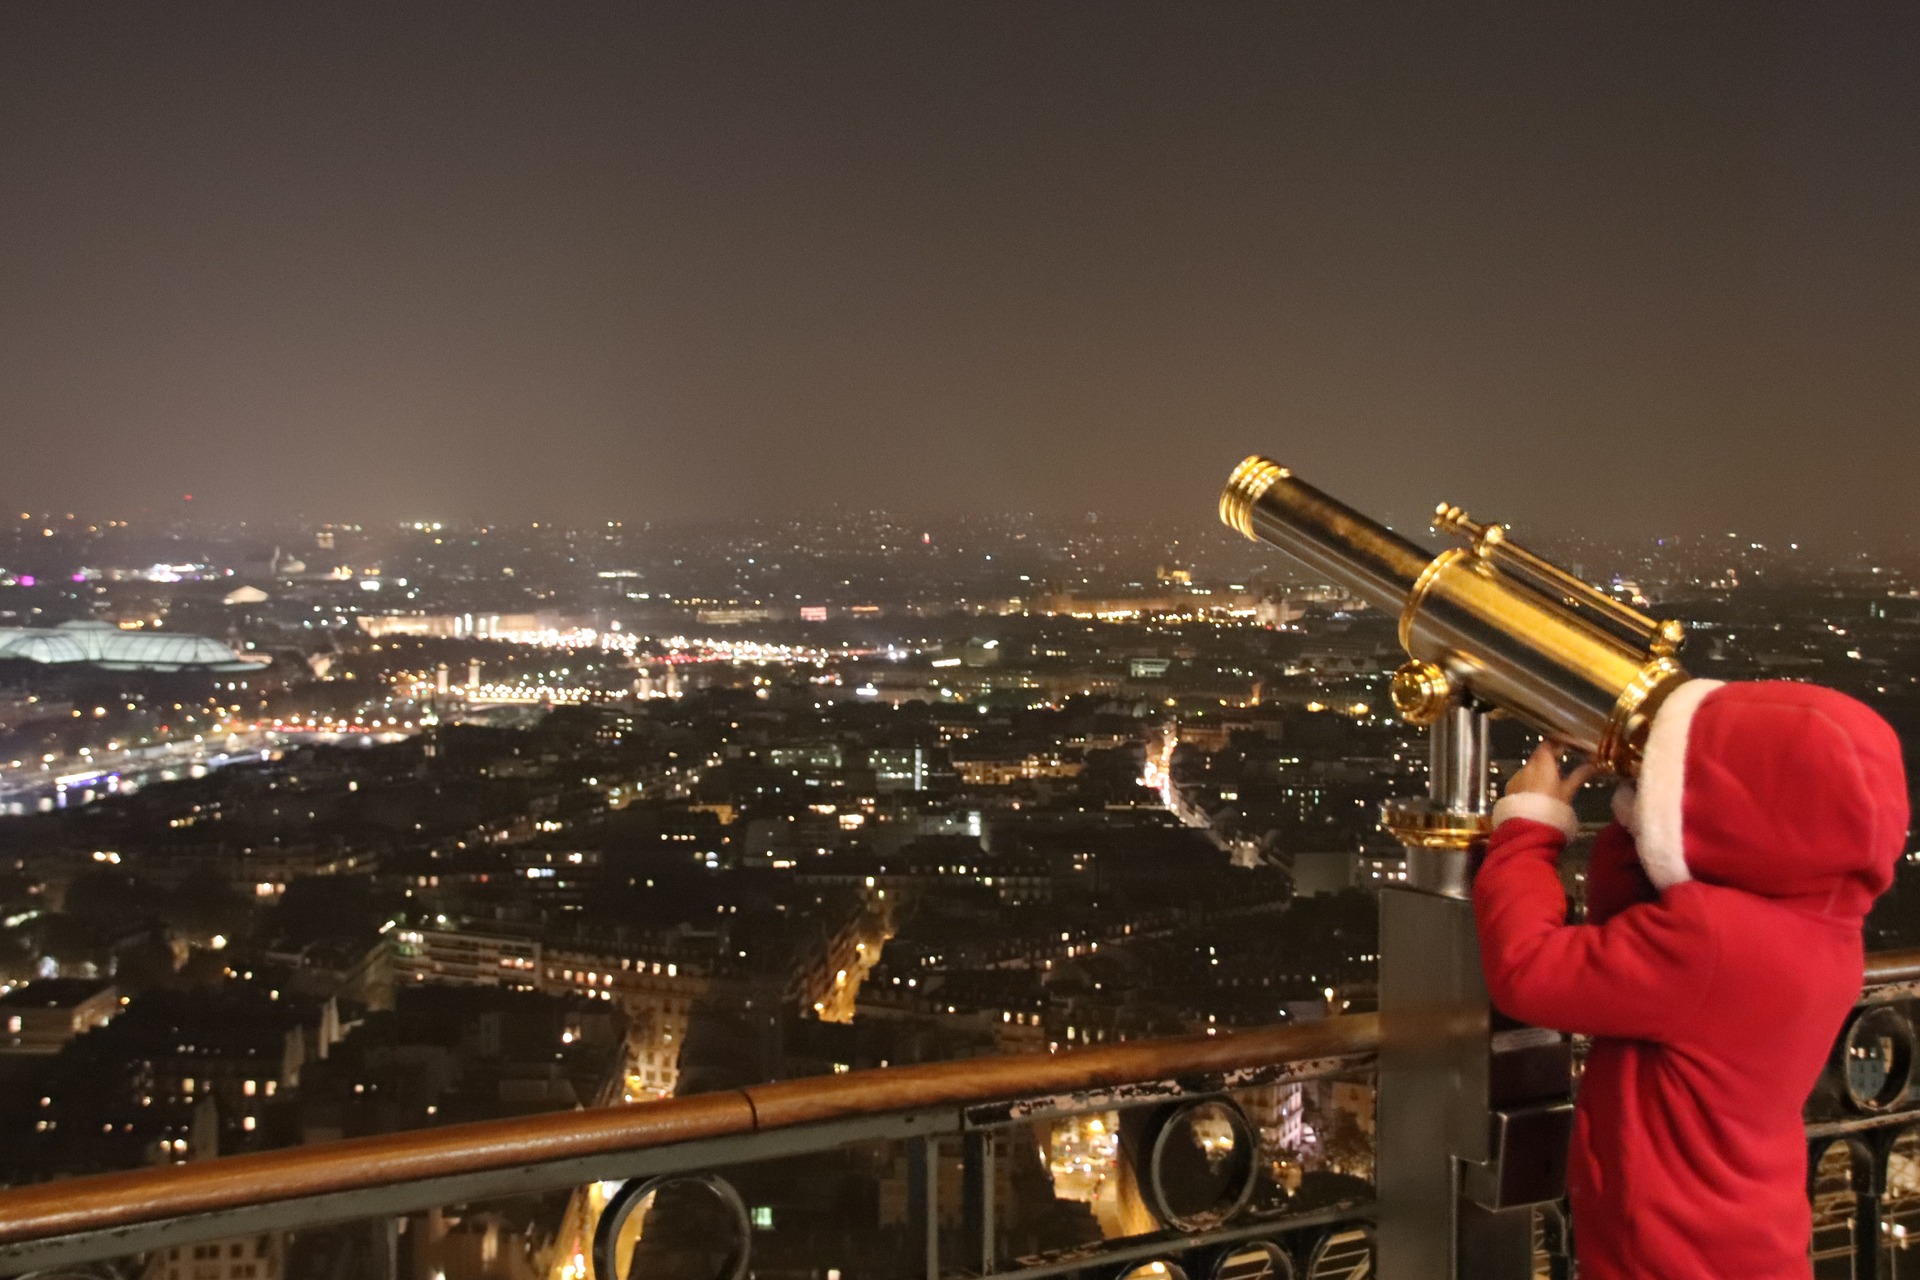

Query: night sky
[{"left": 2, "top": 4, "right": 1916, "bottom": 540}]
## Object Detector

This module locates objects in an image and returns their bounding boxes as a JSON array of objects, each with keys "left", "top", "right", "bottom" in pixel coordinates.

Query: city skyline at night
[{"left": 2, "top": 8, "right": 1919, "bottom": 1278}]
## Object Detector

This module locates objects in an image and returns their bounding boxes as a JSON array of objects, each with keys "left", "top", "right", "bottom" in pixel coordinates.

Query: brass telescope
[
  {"left": 1222, "top": 459, "right": 1619, "bottom": 1265},
  {"left": 1219, "top": 456, "right": 1690, "bottom": 781}
]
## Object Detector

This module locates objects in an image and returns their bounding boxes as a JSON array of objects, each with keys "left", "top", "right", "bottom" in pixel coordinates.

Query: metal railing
[
  {"left": 0, "top": 1014, "right": 1381, "bottom": 1279},
  {"left": 4, "top": 950, "right": 1920, "bottom": 1280},
  {"left": 1811, "top": 947, "right": 1920, "bottom": 1278}
]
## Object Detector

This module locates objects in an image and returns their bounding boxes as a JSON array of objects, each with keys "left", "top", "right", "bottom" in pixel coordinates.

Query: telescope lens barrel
[
  {"left": 1219, "top": 453, "right": 1690, "bottom": 775},
  {"left": 1220, "top": 456, "right": 1433, "bottom": 615}
]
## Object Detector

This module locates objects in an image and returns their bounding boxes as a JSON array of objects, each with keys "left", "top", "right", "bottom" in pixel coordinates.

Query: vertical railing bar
[
  {"left": 924, "top": 1136, "right": 942, "bottom": 1280},
  {"left": 980, "top": 1134, "right": 995, "bottom": 1276},
  {"left": 1860, "top": 1143, "right": 1886, "bottom": 1280},
  {"left": 908, "top": 1135, "right": 941, "bottom": 1280},
  {"left": 963, "top": 1129, "right": 996, "bottom": 1274}
]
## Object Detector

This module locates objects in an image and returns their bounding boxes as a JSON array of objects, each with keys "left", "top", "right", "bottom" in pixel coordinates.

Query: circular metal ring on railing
[
  {"left": 1839, "top": 1005, "right": 1918, "bottom": 1113},
  {"left": 1206, "top": 1238, "right": 1296, "bottom": 1280},
  {"left": 1303, "top": 1225, "right": 1375, "bottom": 1280},
  {"left": 1139, "top": 1097, "right": 1259, "bottom": 1233},
  {"left": 591, "top": 1172, "right": 751, "bottom": 1280},
  {"left": 1116, "top": 1260, "right": 1193, "bottom": 1280}
]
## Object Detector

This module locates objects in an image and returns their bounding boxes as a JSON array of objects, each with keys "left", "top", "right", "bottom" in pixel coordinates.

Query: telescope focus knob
[
  {"left": 1650, "top": 618, "right": 1688, "bottom": 658},
  {"left": 1391, "top": 660, "right": 1455, "bottom": 726},
  {"left": 1433, "top": 502, "right": 1485, "bottom": 540}
]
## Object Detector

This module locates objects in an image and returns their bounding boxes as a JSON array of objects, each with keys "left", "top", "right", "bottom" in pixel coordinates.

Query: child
[{"left": 1475, "top": 679, "right": 1909, "bottom": 1279}]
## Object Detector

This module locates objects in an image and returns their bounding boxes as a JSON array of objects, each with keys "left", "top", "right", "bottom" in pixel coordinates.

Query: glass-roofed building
[{"left": 0, "top": 620, "right": 266, "bottom": 673}]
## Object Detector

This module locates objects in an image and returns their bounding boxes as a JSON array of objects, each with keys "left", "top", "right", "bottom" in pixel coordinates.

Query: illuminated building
[
  {"left": 0, "top": 980, "right": 120, "bottom": 1056},
  {"left": 0, "top": 621, "right": 265, "bottom": 672},
  {"left": 146, "top": 1233, "right": 285, "bottom": 1280}
]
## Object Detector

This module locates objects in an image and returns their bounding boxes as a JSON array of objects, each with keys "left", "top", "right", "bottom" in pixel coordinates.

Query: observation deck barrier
[{"left": 1, "top": 950, "right": 1919, "bottom": 1280}]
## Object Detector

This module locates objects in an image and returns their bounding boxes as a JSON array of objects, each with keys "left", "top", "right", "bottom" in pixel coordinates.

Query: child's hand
[{"left": 1507, "top": 739, "right": 1598, "bottom": 804}]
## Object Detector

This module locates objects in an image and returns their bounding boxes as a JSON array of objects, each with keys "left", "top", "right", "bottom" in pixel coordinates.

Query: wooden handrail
[{"left": 0, "top": 1013, "right": 1381, "bottom": 1250}]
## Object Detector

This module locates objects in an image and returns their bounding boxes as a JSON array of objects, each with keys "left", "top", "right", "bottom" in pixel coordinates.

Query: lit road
[
  {"left": 0, "top": 729, "right": 408, "bottom": 815},
  {"left": 1142, "top": 722, "right": 1268, "bottom": 868}
]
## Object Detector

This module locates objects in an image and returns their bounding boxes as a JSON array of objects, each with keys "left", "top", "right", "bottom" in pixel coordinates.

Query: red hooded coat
[{"left": 1474, "top": 680, "right": 1909, "bottom": 1279}]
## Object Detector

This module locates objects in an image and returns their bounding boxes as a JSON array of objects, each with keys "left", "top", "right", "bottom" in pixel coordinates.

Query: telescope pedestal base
[
  {"left": 1375, "top": 888, "right": 1554, "bottom": 1280},
  {"left": 1403, "top": 846, "right": 1472, "bottom": 899}
]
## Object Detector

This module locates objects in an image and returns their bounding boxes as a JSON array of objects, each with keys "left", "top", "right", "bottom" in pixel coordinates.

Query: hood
[{"left": 1623, "top": 679, "right": 1910, "bottom": 917}]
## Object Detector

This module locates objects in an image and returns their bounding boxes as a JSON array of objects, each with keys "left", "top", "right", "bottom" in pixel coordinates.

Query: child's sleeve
[
  {"left": 1473, "top": 815, "right": 1718, "bottom": 1042},
  {"left": 1584, "top": 821, "right": 1657, "bottom": 925}
]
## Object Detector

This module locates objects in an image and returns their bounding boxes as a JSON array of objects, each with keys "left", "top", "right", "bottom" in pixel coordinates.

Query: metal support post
[{"left": 1377, "top": 702, "right": 1571, "bottom": 1280}]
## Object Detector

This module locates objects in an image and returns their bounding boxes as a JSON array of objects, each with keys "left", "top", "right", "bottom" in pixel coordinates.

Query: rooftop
[
  {"left": 0, "top": 620, "right": 266, "bottom": 672},
  {"left": 0, "top": 980, "right": 114, "bottom": 1010}
]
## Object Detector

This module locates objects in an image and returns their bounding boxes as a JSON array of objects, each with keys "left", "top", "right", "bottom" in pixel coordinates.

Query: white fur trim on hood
[
  {"left": 1630, "top": 678, "right": 1725, "bottom": 890},
  {"left": 1491, "top": 791, "right": 1579, "bottom": 841}
]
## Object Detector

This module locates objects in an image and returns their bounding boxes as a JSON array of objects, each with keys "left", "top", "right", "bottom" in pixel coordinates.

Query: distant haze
[{"left": 1, "top": 3, "right": 1916, "bottom": 539}]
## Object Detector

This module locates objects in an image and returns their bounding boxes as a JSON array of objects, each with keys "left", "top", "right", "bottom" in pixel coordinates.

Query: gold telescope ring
[{"left": 1218, "top": 456, "right": 1290, "bottom": 541}]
